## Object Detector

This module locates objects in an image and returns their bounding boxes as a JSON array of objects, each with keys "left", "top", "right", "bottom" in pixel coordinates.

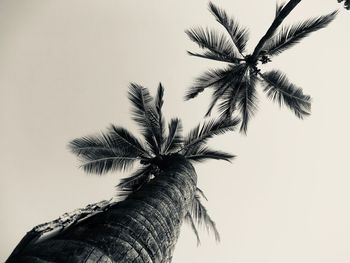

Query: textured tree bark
[{"left": 8, "top": 156, "right": 197, "bottom": 263}]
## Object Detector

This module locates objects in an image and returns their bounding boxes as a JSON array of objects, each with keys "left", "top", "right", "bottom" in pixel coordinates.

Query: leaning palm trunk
[{"left": 8, "top": 156, "right": 197, "bottom": 263}]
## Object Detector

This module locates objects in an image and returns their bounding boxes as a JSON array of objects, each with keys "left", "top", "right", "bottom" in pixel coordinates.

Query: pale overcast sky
[{"left": 0, "top": 1, "right": 349, "bottom": 262}]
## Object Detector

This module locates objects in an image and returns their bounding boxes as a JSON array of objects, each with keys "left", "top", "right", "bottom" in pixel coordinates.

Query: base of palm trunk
[{"left": 7, "top": 156, "right": 197, "bottom": 263}]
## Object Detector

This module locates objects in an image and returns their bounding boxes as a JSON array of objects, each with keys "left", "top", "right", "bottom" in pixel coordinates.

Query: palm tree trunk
[
  {"left": 8, "top": 156, "right": 197, "bottom": 263},
  {"left": 252, "top": 0, "right": 302, "bottom": 58}
]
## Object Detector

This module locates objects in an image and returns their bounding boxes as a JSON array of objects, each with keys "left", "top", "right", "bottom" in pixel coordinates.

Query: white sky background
[{"left": 0, "top": 0, "right": 349, "bottom": 262}]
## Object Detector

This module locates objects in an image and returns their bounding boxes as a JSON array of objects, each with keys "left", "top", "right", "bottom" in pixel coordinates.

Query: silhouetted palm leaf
[
  {"left": 108, "top": 125, "right": 150, "bottom": 157},
  {"left": 185, "top": 27, "right": 241, "bottom": 62},
  {"left": 196, "top": 187, "right": 208, "bottom": 201},
  {"left": 216, "top": 65, "right": 250, "bottom": 118},
  {"left": 117, "top": 165, "right": 153, "bottom": 196},
  {"left": 128, "top": 83, "right": 160, "bottom": 153},
  {"left": 208, "top": 2, "right": 249, "bottom": 54},
  {"left": 204, "top": 64, "right": 246, "bottom": 117},
  {"left": 185, "top": 212, "right": 201, "bottom": 246},
  {"left": 162, "top": 118, "right": 183, "bottom": 154},
  {"left": 263, "top": 11, "right": 338, "bottom": 56},
  {"left": 261, "top": 70, "right": 311, "bottom": 118},
  {"left": 79, "top": 153, "right": 138, "bottom": 174},
  {"left": 185, "top": 66, "right": 233, "bottom": 101},
  {"left": 69, "top": 128, "right": 146, "bottom": 174},
  {"left": 236, "top": 72, "right": 259, "bottom": 133},
  {"left": 189, "top": 194, "right": 220, "bottom": 242},
  {"left": 182, "top": 117, "right": 239, "bottom": 154},
  {"left": 154, "top": 83, "right": 165, "bottom": 153},
  {"left": 185, "top": 146, "right": 235, "bottom": 163}
]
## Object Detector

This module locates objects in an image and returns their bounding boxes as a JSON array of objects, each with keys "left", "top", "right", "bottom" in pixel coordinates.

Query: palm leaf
[
  {"left": 162, "top": 118, "right": 183, "bottom": 154},
  {"left": 154, "top": 83, "right": 166, "bottom": 152},
  {"left": 208, "top": 2, "right": 249, "bottom": 54},
  {"left": 205, "top": 83, "right": 230, "bottom": 117},
  {"left": 196, "top": 187, "right": 208, "bottom": 201},
  {"left": 117, "top": 165, "right": 153, "bottom": 196},
  {"left": 189, "top": 194, "right": 220, "bottom": 242},
  {"left": 206, "top": 81, "right": 232, "bottom": 117},
  {"left": 68, "top": 126, "right": 148, "bottom": 171},
  {"left": 181, "top": 117, "right": 239, "bottom": 153},
  {"left": 236, "top": 70, "right": 259, "bottom": 134},
  {"left": 262, "top": 11, "right": 338, "bottom": 56},
  {"left": 216, "top": 65, "right": 250, "bottom": 118},
  {"left": 185, "top": 67, "right": 233, "bottom": 100},
  {"left": 185, "top": 27, "right": 240, "bottom": 61},
  {"left": 184, "top": 212, "right": 201, "bottom": 246},
  {"left": 109, "top": 125, "right": 150, "bottom": 157},
  {"left": 79, "top": 153, "right": 138, "bottom": 175},
  {"left": 185, "top": 146, "right": 235, "bottom": 163},
  {"left": 128, "top": 83, "right": 161, "bottom": 154},
  {"left": 206, "top": 64, "right": 247, "bottom": 117},
  {"left": 69, "top": 135, "right": 115, "bottom": 157},
  {"left": 260, "top": 70, "right": 311, "bottom": 119},
  {"left": 187, "top": 51, "right": 241, "bottom": 63},
  {"left": 69, "top": 121, "right": 149, "bottom": 163}
]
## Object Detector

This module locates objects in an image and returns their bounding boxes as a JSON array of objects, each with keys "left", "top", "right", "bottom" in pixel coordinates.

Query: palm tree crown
[
  {"left": 68, "top": 83, "right": 239, "bottom": 243},
  {"left": 185, "top": 1, "right": 337, "bottom": 133}
]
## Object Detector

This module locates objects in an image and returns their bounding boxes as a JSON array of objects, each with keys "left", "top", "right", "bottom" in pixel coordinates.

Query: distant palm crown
[
  {"left": 186, "top": 1, "right": 337, "bottom": 133},
  {"left": 69, "top": 83, "right": 240, "bottom": 243}
]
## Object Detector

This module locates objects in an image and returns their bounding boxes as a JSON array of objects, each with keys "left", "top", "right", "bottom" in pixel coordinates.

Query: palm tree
[
  {"left": 7, "top": 83, "right": 239, "bottom": 263},
  {"left": 185, "top": 0, "right": 337, "bottom": 132}
]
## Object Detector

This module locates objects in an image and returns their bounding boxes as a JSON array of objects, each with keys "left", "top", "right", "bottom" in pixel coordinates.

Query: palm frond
[
  {"left": 262, "top": 11, "right": 338, "bottom": 56},
  {"left": 260, "top": 70, "right": 311, "bottom": 118},
  {"left": 154, "top": 83, "right": 166, "bottom": 151},
  {"left": 69, "top": 135, "right": 114, "bottom": 157},
  {"left": 162, "top": 118, "right": 183, "bottom": 154},
  {"left": 187, "top": 51, "right": 241, "bottom": 64},
  {"left": 79, "top": 152, "right": 138, "bottom": 175},
  {"left": 205, "top": 81, "right": 231, "bottom": 117},
  {"left": 184, "top": 212, "right": 201, "bottom": 246},
  {"left": 206, "top": 64, "right": 247, "bottom": 117},
  {"left": 185, "top": 67, "right": 233, "bottom": 100},
  {"left": 128, "top": 83, "right": 161, "bottom": 154},
  {"left": 68, "top": 125, "right": 148, "bottom": 158},
  {"left": 68, "top": 126, "right": 148, "bottom": 174},
  {"left": 236, "top": 70, "right": 259, "bottom": 134},
  {"left": 189, "top": 194, "right": 220, "bottom": 242},
  {"left": 216, "top": 65, "right": 249, "bottom": 118},
  {"left": 185, "top": 27, "right": 240, "bottom": 61},
  {"left": 208, "top": 2, "right": 249, "bottom": 54},
  {"left": 181, "top": 117, "right": 239, "bottom": 153},
  {"left": 196, "top": 187, "right": 208, "bottom": 201},
  {"left": 117, "top": 165, "right": 153, "bottom": 196},
  {"left": 109, "top": 125, "right": 150, "bottom": 157},
  {"left": 185, "top": 146, "right": 235, "bottom": 163}
]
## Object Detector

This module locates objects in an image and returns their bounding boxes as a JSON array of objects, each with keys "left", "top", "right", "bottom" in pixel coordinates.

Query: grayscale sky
[{"left": 0, "top": 0, "right": 349, "bottom": 262}]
